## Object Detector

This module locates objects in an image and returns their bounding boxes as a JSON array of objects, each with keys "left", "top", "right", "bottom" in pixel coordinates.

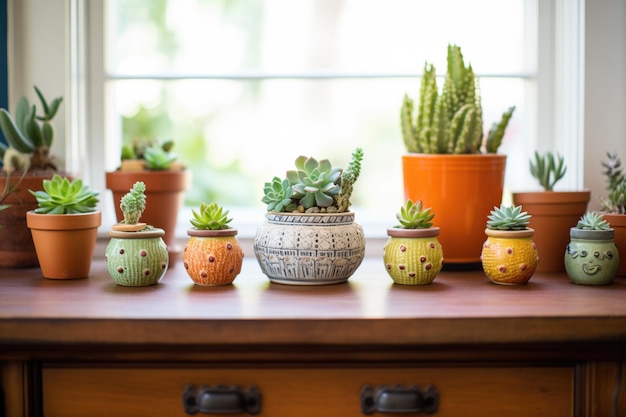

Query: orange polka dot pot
[
  {"left": 481, "top": 228, "right": 538, "bottom": 285},
  {"left": 184, "top": 229, "right": 244, "bottom": 286},
  {"left": 384, "top": 227, "right": 444, "bottom": 285}
]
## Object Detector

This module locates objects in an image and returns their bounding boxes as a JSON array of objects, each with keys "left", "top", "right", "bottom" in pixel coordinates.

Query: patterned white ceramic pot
[{"left": 254, "top": 212, "right": 365, "bottom": 285}]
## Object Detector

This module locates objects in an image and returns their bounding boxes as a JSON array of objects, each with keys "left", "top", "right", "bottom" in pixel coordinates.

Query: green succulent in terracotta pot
[{"left": 384, "top": 199, "right": 443, "bottom": 285}]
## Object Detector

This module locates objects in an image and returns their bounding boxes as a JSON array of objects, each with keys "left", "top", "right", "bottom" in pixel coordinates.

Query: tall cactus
[{"left": 401, "top": 44, "right": 514, "bottom": 154}]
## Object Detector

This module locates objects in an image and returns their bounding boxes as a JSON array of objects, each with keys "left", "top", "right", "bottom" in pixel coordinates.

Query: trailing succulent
[
  {"left": 120, "top": 181, "right": 147, "bottom": 225},
  {"left": 0, "top": 86, "right": 63, "bottom": 172},
  {"left": 600, "top": 152, "right": 626, "bottom": 214},
  {"left": 262, "top": 148, "right": 364, "bottom": 213},
  {"left": 530, "top": 151, "right": 566, "bottom": 191},
  {"left": 29, "top": 174, "right": 99, "bottom": 214},
  {"left": 395, "top": 199, "right": 434, "bottom": 229},
  {"left": 401, "top": 44, "right": 515, "bottom": 154},
  {"left": 486, "top": 205, "right": 531, "bottom": 230},
  {"left": 576, "top": 212, "right": 610, "bottom": 231},
  {"left": 190, "top": 202, "right": 233, "bottom": 230}
]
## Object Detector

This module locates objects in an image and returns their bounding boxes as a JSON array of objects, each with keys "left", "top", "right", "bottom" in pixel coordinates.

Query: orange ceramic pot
[
  {"left": 512, "top": 190, "right": 590, "bottom": 273},
  {"left": 184, "top": 228, "right": 244, "bottom": 286},
  {"left": 601, "top": 213, "right": 626, "bottom": 277},
  {"left": 402, "top": 154, "right": 506, "bottom": 264},
  {"left": 481, "top": 228, "right": 538, "bottom": 285},
  {"left": 26, "top": 211, "right": 101, "bottom": 279}
]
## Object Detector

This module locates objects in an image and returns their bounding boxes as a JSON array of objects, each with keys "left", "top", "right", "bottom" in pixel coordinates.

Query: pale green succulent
[
  {"left": 395, "top": 199, "right": 434, "bottom": 229},
  {"left": 120, "top": 181, "right": 147, "bottom": 224},
  {"left": 600, "top": 152, "right": 626, "bottom": 214},
  {"left": 144, "top": 145, "right": 177, "bottom": 170},
  {"left": 529, "top": 151, "right": 566, "bottom": 191},
  {"left": 29, "top": 174, "right": 99, "bottom": 214},
  {"left": 576, "top": 212, "right": 610, "bottom": 230},
  {"left": 286, "top": 155, "right": 342, "bottom": 209},
  {"left": 262, "top": 177, "right": 296, "bottom": 212},
  {"left": 190, "top": 202, "right": 232, "bottom": 230},
  {"left": 401, "top": 44, "right": 515, "bottom": 154},
  {"left": 486, "top": 205, "right": 531, "bottom": 230}
]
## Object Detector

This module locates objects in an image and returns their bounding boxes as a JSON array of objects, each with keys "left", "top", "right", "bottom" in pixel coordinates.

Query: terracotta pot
[
  {"left": 0, "top": 172, "right": 55, "bottom": 268},
  {"left": 105, "top": 227, "right": 169, "bottom": 286},
  {"left": 512, "top": 190, "right": 590, "bottom": 273},
  {"left": 383, "top": 227, "right": 444, "bottom": 285},
  {"left": 402, "top": 154, "right": 506, "bottom": 265},
  {"left": 481, "top": 228, "right": 538, "bottom": 285},
  {"left": 565, "top": 228, "right": 619, "bottom": 285},
  {"left": 26, "top": 211, "right": 101, "bottom": 279},
  {"left": 105, "top": 169, "right": 191, "bottom": 261},
  {"left": 254, "top": 212, "right": 365, "bottom": 285},
  {"left": 601, "top": 213, "right": 626, "bottom": 277},
  {"left": 184, "top": 228, "right": 244, "bottom": 286}
]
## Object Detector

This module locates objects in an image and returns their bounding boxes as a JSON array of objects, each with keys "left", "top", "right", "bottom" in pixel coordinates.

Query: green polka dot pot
[
  {"left": 565, "top": 228, "right": 619, "bottom": 285},
  {"left": 105, "top": 227, "right": 169, "bottom": 286},
  {"left": 383, "top": 227, "right": 444, "bottom": 285}
]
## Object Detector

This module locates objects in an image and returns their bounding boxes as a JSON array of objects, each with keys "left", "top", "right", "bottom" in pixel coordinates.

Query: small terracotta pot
[
  {"left": 564, "top": 228, "right": 619, "bottom": 285},
  {"left": 184, "top": 228, "right": 244, "bottom": 286},
  {"left": 601, "top": 213, "right": 626, "bottom": 277},
  {"left": 383, "top": 227, "right": 444, "bottom": 285},
  {"left": 481, "top": 228, "right": 538, "bottom": 285},
  {"left": 105, "top": 227, "right": 169, "bottom": 286},
  {"left": 26, "top": 211, "right": 101, "bottom": 279}
]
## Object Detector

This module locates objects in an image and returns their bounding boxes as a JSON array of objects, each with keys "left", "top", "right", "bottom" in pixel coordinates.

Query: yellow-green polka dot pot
[
  {"left": 481, "top": 228, "right": 538, "bottom": 285},
  {"left": 384, "top": 227, "right": 444, "bottom": 285},
  {"left": 105, "top": 227, "right": 169, "bottom": 286}
]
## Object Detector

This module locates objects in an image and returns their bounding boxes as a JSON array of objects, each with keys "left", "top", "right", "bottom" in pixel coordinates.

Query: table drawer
[{"left": 42, "top": 365, "right": 573, "bottom": 417}]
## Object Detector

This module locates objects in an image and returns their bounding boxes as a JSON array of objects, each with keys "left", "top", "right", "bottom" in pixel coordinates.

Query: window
[{"left": 80, "top": 0, "right": 583, "bottom": 235}]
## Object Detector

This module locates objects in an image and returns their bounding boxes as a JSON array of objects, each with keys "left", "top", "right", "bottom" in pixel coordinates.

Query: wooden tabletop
[{"left": 1, "top": 258, "right": 626, "bottom": 349}]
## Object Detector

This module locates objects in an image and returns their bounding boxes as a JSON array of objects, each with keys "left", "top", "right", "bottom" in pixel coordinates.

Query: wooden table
[{"left": 1, "top": 258, "right": 625, "bottom": 416}]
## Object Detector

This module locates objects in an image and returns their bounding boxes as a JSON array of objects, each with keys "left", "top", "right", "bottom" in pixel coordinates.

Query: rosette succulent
[
  {"left": 287, "top": 156, "right": 342, "bottom": 209},
  {"left": 261, "top": 177, "right": 296, "bottom": 213},
  {"left": 576, "top": 212, "right": 610, "bottom": 230},
  {"left": 395, "top": 199, "right": 434, "bottom": 229},
  {"left": 190, "top": 202, "right": 233, "bottom": 230},
  {"left": 29, "top": 174, "right": 99, "bottom": 214},
  {"left": 486, "top": 205, "right": 531, "bottom": 230},
  {"left": 120, "top": 181, "right": 147, "bottom": 224}
]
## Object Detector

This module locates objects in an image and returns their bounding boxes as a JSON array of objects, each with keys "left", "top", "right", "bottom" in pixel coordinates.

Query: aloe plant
[
  {"left": 529, "top": 151, "right": 567, "bottom": 191},
  {"left": 576, "top": 212, "right": 611, "bottom": 230},
  {"left": 120, "top": 181, "right": 147, "bottom": 224},
  {"left": 394, "top": 199, "right": 434, "bottom": 229},
  {"left": 29, "top": 174, "right": 99, "bottom": 214},
  {"left": 0, "top": 86, "right": 63, "bottom": 171},
  {"left": 190, "top": 202, "right": 233, "bottom": 230},
  {"left": 401, "top": 44, "right": 515, "bottom": 154},
  {"left": 486, "top": 205, "right": 531, "bottom": 230}
]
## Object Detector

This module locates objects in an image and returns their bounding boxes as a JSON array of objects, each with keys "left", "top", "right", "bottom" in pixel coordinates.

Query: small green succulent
[
  {"left": 576, "top": 212, "right": 610, "bottom": 230},
  {"left": 601, "top": 151, "right": 624, "bottom": 192},
  {"left": 600, "top": 152, "right": 626, "bottom": 214},
  {"left": 287, "top": 155, "right": 342, "bottom": 209},
  {"left": 529, "top": 151, "right": 566, "bottom": 191},
  {"left": 486, "top": 205, "right": 531, "bottom": 230},
  {"left": 395, "top": 199, "right": 434, "bottom": 229},
  {"left": 144, "top": 146, "right": 177, "bottom": 170},
  {"left": 190, "top": 202, "right": 233, "bottom": 230},
  {"left": 120, "top": 181, "right": 147, "bottom": 224},
  {"left": 29, "top": 174, "right": 99, "bottom": 214},
  {"left": 262, "top": 177, "right": 296, "bottom": 212}
]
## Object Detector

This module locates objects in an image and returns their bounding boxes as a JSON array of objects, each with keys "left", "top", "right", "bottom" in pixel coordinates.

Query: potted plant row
[
  {"left": 254, "top": 148, "right": 365, "bottom": 285},
  {"left": 400, "top": 44, "right": 516, "bottom": 265}
]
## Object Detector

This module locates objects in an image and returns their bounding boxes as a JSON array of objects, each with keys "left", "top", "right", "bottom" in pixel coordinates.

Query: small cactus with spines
[
  {"left": 120, "top": 181, "right": 146, "bottom": 225},
  {"left": 395, "top": 199, "right": 434, "bottom": 229},
  {"left": 576, "top": 212, "right": 610, "bottom": 231},
  {"left": 486, "top": 205, "right": 531, "bottom": 230},
  {"left": 336, "top": 147, "right": 363, "bottom": 212},
  {"left": 529, "top": 151, "right": 566, "bottom": 191},
  {"left": 190, "top": 202, "right": 233, "bottom": 230}
]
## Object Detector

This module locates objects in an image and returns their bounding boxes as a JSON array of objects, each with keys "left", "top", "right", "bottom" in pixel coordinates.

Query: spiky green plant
[
  {"left": 120, "top": 181, "right": 147, "bottom": 224},
  {"left": 190, "top": 202, "right": 233, "bottom": 230},
  {"left": 286, "top": 155, "right": 342, "bottom": 210},
  {"left": 600, "top": 152, "right": 626, "bottom": 214},
  {"left": 395, "top": 199, "right": 434, "bottom": 229},
  {"left": 601, "top": 152, "right": 624, "bottom": 192},
  {"left": 144, "top": 145, "right": 177, "bottom": 170},
  {"left": 529, "top": 151, "right": 567, "bottom": 191},
  {"left": 401, "top": 44, "right": 515, "bottom": 154},
  {"left": 29, "top": 174, "right": 99, "bottom": 214},
  {"left": 576, "top": 212, "right": 610, "bottom": 230},
  {"left": 486, "top": 205, "right": 531, "bottom": 230},
  {"left": 336, "top": 147, "right": 364, "bottom": 212},
  {"left": 262, "top": 177, "right": 296, "bottom": 212},
  {"left": 0, "top": 86, "right": 63, "bottom": 171}
]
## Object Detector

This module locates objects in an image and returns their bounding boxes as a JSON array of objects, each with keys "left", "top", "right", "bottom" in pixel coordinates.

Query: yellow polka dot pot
[
  {"left": 383, "top": 227, "right": 444, "bottom": 285},
  {"left": 105, "top": 227, "right": 169, "bottom": 286},
  {"left": 481, "top": 228, "right": 538, "bottom": 285},
  {"left": 184, "top": 229, "right": 244, "bottom": 286}
]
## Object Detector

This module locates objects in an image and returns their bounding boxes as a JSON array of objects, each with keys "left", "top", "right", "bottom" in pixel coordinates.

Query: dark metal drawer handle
[
  {"left": 360, "top": 384, "right": 439, "bottom": 414},
  {"left": 182, "top": 384, "right": 261, "bottom": 415}
]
